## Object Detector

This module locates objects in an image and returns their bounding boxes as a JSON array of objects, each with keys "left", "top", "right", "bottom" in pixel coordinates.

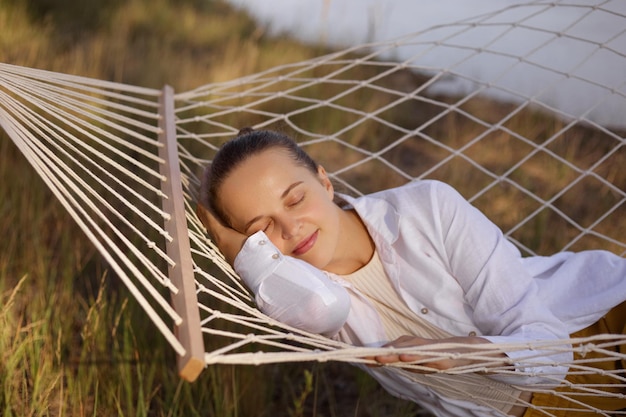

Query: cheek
[
  {"left": 267, "top": 233, "right": 285, "bottom": 252},
  {"left": 314, "top": 199, "right": 340, "bottom": 227},
  {"left": 307, "top": 190, "right": 334, "bottom": 214},
  {"left": 263, "top": 227, "right": 290, "bottom": 254}
]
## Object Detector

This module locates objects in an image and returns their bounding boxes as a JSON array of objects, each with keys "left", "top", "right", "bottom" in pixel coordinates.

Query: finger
[
  {"left": 392, "top": 335, "right": 421, "bottom": 345},
  {"left": 196, "top": 204, "right": 217, "bottom": 230},
  {"left": 383, "top": 336, "right": 428, "bottom": 350},
  {"left": 363, "top": 356, "right": 383, "bottom": 368},
  {"left": 398, "top": 353, "right": 422, "bottom": 363},
  {"left": 197, "top": 204, "right": 229, "bottom": 237},
  {"left": 374, "top": 354, "right": 401, "bottom": 364}
]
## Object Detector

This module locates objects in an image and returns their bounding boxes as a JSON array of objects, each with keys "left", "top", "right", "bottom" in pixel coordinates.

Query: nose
[{"left": 279, "top": 215, "right": 300, "bottom": 240}]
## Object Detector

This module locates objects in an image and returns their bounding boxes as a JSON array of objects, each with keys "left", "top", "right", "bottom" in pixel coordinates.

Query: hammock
[{"left": 1, "top": 0, "right": 624, "bottom": 415}]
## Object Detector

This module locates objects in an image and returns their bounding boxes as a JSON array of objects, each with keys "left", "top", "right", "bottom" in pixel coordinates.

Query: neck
[{"left": 325, "top": 208, "right": 375, "bottom": 275}]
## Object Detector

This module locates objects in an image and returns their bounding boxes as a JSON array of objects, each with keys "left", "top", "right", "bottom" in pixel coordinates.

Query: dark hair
[{"left": 199, "top": 128, "right": 319, "bottom": 225}]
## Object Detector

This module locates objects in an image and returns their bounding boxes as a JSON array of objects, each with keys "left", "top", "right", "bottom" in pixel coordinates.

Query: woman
[{"left": 197, "top": 128, "right": 626, "bottom": 417}]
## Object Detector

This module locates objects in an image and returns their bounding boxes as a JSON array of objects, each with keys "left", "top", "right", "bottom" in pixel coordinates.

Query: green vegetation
[
  {"left": 0, "top": 0, "right": 425, "bottom": 415},
  {"left": 1, "top": 0, "right": 624, "bottom": 416}
]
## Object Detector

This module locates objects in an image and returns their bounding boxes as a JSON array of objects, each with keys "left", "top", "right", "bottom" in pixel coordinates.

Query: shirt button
[
  {"left": 468, "top": 331, "right": 477, "bottom": 337},
  {"left": 420, "top": 307, "right": 429, "bottom": 314},
  {"left": 271, "top": 253, "right": 279, "bottom": 259},
  {"left": 259, "top": 240, "right": 266, "bottom": 245}
]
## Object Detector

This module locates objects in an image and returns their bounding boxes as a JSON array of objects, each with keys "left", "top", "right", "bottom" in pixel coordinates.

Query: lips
[{"left": 292, "top": 230, "right": 319, "bottom": 256}]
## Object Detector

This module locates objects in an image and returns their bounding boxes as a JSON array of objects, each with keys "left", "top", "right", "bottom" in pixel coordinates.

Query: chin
[{"left": 301, "top": 252, "right": 331, "bottom": 271}]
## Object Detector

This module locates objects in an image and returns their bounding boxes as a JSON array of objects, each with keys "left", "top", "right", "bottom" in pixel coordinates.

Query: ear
[{"left": 317, "top": 165, "right": 334, "bottom": 199}]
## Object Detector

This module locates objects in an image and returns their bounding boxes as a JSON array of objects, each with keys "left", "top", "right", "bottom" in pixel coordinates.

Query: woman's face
[{"left": 217, "top": 148, "right": 343, "bottom": 270}]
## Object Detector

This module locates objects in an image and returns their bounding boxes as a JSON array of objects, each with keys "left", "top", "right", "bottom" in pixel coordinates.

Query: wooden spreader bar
[{"left": 158, "top": 85, "right": 205, "bottom": 382}]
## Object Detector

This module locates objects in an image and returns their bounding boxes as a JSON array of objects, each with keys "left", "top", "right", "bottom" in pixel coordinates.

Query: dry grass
[
  {"left": 0, "top": 1, "right": 424, "bottom": 415},
  {"left": 0, "top": 0, "right": 624, "bottom": 415}
]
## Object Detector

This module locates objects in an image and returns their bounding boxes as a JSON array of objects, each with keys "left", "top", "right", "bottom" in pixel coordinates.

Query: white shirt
[{"left": 234, "top": 180, "right": 626, "bottom": 417}]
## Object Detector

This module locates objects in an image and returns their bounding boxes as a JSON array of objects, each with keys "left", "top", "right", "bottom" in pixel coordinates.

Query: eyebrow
[{"left": 242, "top": 181, "right": 304, "bottom": 232}]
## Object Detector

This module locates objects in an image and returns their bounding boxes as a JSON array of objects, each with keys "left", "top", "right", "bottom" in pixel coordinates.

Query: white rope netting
[{"left": 1, "top": 0, "right": 624, "bottom": 415}]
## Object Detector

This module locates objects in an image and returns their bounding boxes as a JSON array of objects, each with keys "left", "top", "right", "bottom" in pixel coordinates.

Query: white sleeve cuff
[
  {"left": 234, "top": 231, "right": 351, "bottom": 336},
  {"left": 482, "top": 334, "right": 571, "bottom": 386}
]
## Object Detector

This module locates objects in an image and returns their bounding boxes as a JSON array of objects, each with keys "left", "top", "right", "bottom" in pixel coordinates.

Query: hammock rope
[{"left": 1, "top": 0, "right": 625, "bottom": 414}]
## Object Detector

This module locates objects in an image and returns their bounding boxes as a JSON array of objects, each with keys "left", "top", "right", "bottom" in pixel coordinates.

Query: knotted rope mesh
[{"left": 1, "top": 0, "right": 624, "bottom": 414}]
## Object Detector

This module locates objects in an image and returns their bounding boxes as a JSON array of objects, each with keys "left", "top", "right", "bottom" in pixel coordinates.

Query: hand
[
  {"left": 367, "top": 335, "right": 505, "bottom": 373},
  {"left": 196, "top": 203, "right": 247, "bottom": 265}
]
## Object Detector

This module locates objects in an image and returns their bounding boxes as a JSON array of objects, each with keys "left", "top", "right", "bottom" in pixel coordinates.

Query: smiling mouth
[{"left": 292, "top": 230, "right": 319, "bottom": 256}]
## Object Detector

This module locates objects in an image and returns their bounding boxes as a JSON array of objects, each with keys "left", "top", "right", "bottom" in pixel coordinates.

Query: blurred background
[
  {"left": 228, "top": 0, "right": 626, "bottom": 128},
  {"left": 0, "top": 0, "right": 624, "bottom": 416},
  {"left": 0, "top": 0, "right": 430, "bottom": 415}
]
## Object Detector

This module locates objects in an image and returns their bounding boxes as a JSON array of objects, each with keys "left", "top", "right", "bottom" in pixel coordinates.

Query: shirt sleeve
[
  {"left": 233, "top": 231, "right": 351, "bottom": 337},
  {"left": 431, "top": 181, "right": 572, "bottom": 386}
]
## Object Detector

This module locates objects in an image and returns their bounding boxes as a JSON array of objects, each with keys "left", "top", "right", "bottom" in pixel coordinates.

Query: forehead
[
  {"left": 229, "top": 148, "right": 309, "bottom": 186},
  {"left": 217, "top": 149, "right": 315, "bottom": 218}
]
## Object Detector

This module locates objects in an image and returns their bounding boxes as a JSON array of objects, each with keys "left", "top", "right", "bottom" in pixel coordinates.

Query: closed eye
[
  {"left": 244, "top": 218, "right": 271, "bottom": 235},
  {"left": 287, "top": 193, "right": 305, "bottom": 207}
]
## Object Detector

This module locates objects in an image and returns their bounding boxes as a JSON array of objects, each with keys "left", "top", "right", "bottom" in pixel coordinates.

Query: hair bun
[{"left": 237, "top": 127, "right": 254, "bottom": 136}]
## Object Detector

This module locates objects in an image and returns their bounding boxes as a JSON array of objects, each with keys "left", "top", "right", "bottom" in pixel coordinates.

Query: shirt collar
[{"left": 338, "top": 192, "right": 400, "bottom": 245}]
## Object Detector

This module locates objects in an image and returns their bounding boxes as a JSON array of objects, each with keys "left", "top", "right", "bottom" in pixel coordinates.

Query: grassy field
[
  {"left": 0, "top": 0, "right": 624, "bottom": 416},
  {"left": 0, "top": 0, "right": 428, "bottom": 415}
]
